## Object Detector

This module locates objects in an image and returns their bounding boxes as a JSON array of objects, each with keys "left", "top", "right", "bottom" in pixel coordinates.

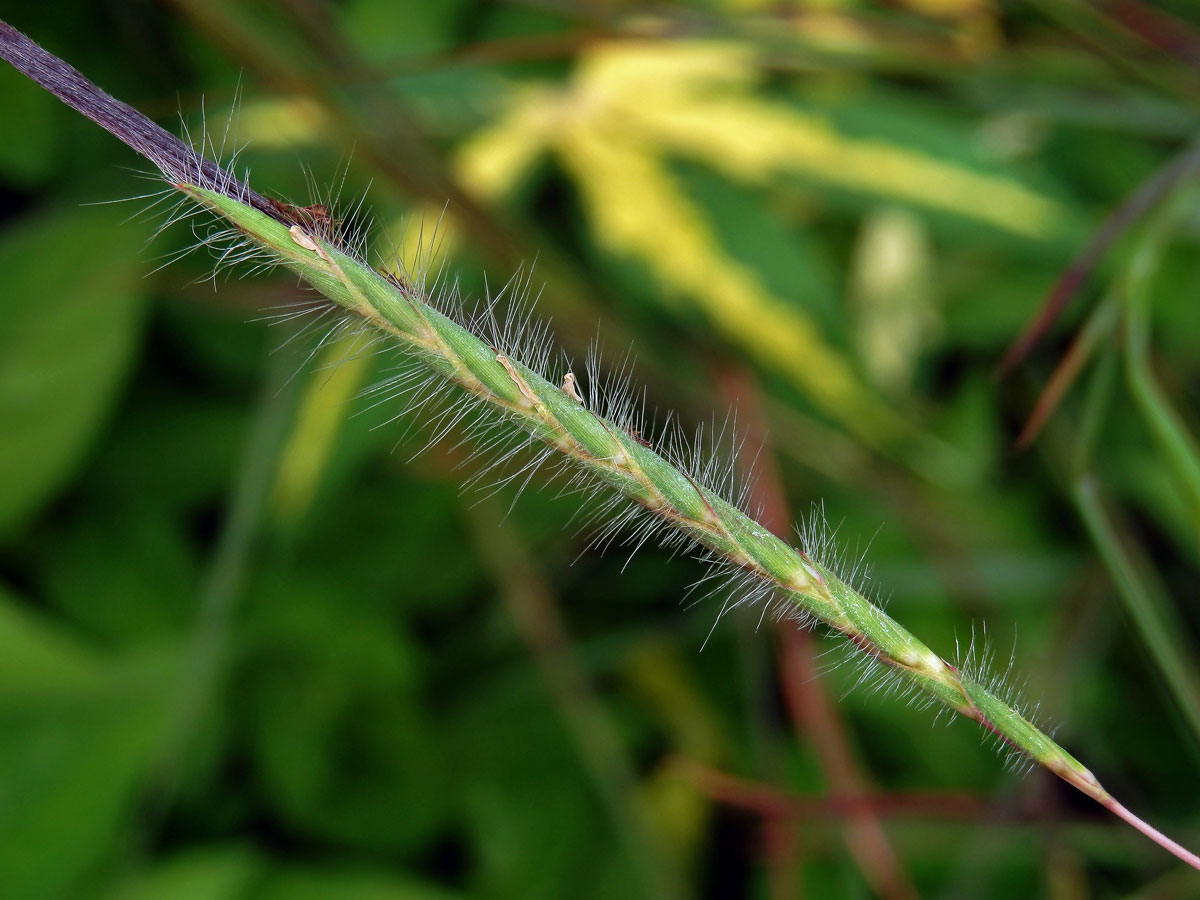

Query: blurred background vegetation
[{"left": 1, "top": 0, "right": 1199, "bottom": 897}]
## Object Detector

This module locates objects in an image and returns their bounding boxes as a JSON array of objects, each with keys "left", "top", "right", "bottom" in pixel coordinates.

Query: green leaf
[
  {"left": 0, "top": 204, "right": 149, "bottom": 534},
  {"left": 343, "top": 0, "right": 468, "bottom": 59},
  {"left": 101, "top": 846, "right": 261, "bottom": 900},
  {"left": 0, "top": 583, "right": 101, "bottom": 700},
  {"left": 262, "top": 864, "right": 463, "bottom": 900},
  {"left": 243, "top": 572, "right": 450, "bottom": 852},
  {"left": 0, "top": 60, "right": 60, "bottom": 185},
  {"left": 0, "top": 586, "right": 177, "bottom": 900},
  {"left": 100, "top": 848, "right": 464, "bottom": 900},
  {"left": 41, "top": 500, "right": 197, "bottom": 644},
  {"left": 451, "top": 671, "right": 601, "bottom": 900}
]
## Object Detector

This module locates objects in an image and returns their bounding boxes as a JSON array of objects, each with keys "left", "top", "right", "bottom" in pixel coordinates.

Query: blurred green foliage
[{"left": 1, "top": 1, "right": 1199, "bottom": 898}]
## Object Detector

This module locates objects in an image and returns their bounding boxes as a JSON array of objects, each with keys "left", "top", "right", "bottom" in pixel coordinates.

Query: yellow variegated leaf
[
  {"left": 644, "top": 99, "right": 1060, "bottom": 235},
  {"left": 559, "top": 126, "right": 900, "bottom": 443},
  {"left": 903, "top": 0, "right": 992, "bottom": 18},
  {"left": 790, "top": 11, "right": 883, "bottom": 54},
  {"left": 455, "top": 86, "right": 557, "bottom": 198},
  {"left": 369, "top": 40, "right": 1050, "bottom": 444},
  {"left": 573, "top": 41, "right": 1064, "bottom": 238},
  {"left": 721, "top": 0, "right": 854, "bottom": 9},
  {"left": 573, "top": 39, "right": 756, "bottom": 101},
  {"left": 236, "top": 96, "right": 328, "bottom": 148},
  {"left": 381, "top": 87, "right": 559, "bottom": 283},
  {"left": 382, "top": 207, "right": 458, "bottom": 286}
]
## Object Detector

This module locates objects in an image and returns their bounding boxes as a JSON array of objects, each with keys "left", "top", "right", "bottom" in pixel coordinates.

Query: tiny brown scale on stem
[
  {"left": 269, "top": 198, "right": 338, "bottom": 243},
  {"left": 624, "top": 426, "right": 653, "bottom": 448}
]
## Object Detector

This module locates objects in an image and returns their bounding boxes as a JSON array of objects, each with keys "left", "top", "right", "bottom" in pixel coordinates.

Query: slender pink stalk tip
[{"left": 1103, "top": 797, "right": 1200, "bottom": 871}]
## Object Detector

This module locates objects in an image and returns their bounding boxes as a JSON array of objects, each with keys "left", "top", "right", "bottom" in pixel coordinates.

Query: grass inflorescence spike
[{"left": 1, "top": 16, "right": 1197, "bottom": 873}]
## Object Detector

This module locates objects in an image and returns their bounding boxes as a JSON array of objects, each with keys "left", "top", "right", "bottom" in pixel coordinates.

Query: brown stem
[
  {"left": 680, "top": 759, "right": 988, "bottom": 822},
  {"left": 717, "top": 365, "right": 920, "bottom": 900},
  {"left": 1104, "top": 799, "right": 1200, "bottom": 870},
  {"left": 0, "top": 19, "right": 283, "bottom": 224},
  {"left": 997, "top": 135, "right": 1200, "bottom": 377}
]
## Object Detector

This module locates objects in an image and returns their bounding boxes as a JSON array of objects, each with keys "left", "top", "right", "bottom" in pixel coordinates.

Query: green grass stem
[
  {"left": 1073, "top": 476, "right": 1200, "bottom": 746},
  {"left": 1123, "top": 190, "right": 1200, "bottom": 536}
]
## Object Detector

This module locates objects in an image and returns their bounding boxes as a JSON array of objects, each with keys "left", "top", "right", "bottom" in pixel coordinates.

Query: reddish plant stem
[
  {"left": 762, "top": 817, "right": 802, "bottom": 900},
  {"left": 1105, "top": 799, "right": 1200, "bottom": 870},
  {"left": 680, "top": 759, "right": 988, "bottom": 822},
  {"left": 1015, "top": 298, "right": 1118, "bottom": 448},
  {"left": 1102, "top": 1, "right": 1200, "bottom": 70},
  {"left": 0, "top": 20, "right": 283, "bottom": 224},
  {"left": 997, "top": 136, "right": 1200, "bottom": 377},
  {"left": 776, "top": 631, "right": 920, "bottom": 900},
  {"left": 717, "top": 365, "right": 919, "bottom": 900}
]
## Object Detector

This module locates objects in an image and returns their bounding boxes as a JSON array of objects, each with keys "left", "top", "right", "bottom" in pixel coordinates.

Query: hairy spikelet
[{"left": 163, "top": 163, "right": 1116, "bottom": 805}]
